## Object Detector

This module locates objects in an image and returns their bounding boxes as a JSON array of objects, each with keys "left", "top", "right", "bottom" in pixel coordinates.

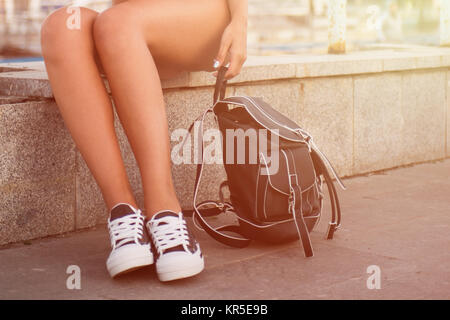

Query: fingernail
[
  {"left": 225, "top": 62, "right": 231, "bottom": 68},
  {"left": 213, "top": 60, "right": 220, "bottom": 69}
]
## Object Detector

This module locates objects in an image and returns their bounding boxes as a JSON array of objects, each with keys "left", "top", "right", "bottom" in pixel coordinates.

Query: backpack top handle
[{"left": 213, "top": 66, "right": 229, "bottom": 104}]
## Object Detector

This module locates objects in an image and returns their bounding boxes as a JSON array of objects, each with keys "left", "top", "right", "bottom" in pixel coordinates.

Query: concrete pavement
[{"left": 0, "top": 159, "right": 449, "bottom": 300}]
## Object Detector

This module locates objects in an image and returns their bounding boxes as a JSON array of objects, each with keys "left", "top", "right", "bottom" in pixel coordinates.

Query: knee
[
  {"left": 93, "top": 6, "right": 142, "bottom": 56},
  {"left": 41, "top": 7, "right": 97, "bottom": 63},
  {"left": 40, "top": 8, "right": 68, "bottom": 60}
]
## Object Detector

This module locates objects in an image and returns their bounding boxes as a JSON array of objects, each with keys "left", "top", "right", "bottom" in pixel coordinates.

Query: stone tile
[
  {"left": 354, "top": 71, "right": 447, "bottom": 174},
  {"left": 400, "top": 70, "right": 446, "bottom": 162},
  {"left": 0, "top": 66, "right": 24, "bottom": 73},
  {"left": 244, "top": 54, "right": 311, "bottom": 67},
  {"left": 185, "top": 71, "right": 216, "bottom": 88},
  {"left": 297, "top": 77, "right": 354, "bottom": 177},
  {"left": 0, "top": 71, "right": 53, "bottom": 98},
  {"left": 443, "top": 54, "right": 450, "bottom": 67},
  {"left": 0, "top": 101, "right": 76, "bottom": 186},
  {"left": 0, "top": 101, "right": 76, "bottom": 244},
  {"left": 0, "top": 177, "right": 75, "bottom": 245},
  {"left": 354, "top": 73, "right": 402, "bottom": 173},
  {"left": 297, "top": 56, "right": 383, "bottom": 78},
  {"left": 161, "top": 71, "right": 190, "bottom": 89},
  {"left": 227, "top": 63, "right": 297, "bottom": 84},
  {"left": 382, "top": 52, "right": 417, "bottom": 72},
  {"left": 0, "top": 61, "right": 46, "bottom": 72},
  {"left": 415, "top": 53, "right": 444, "bottom": 69},
  {"left": 0, "top": 95, "right": 37, "bottom": 104},
  {"left": 447, "top": 70, "right": 450, "bottom": 157}
]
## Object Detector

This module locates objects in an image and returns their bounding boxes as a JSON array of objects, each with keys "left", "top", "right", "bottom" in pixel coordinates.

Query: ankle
[
  {"left": 106, "top": 197, "right": 138, "bottom": 213},
  {"left": 144, "top": 202, "right": 182, "bottom": 219}
]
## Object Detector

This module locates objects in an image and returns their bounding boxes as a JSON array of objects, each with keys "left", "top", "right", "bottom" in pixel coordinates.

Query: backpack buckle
[
  {"left": 294, "top": 129, "right": 312, "bottom": 151},
  {"left": 288, "top": 186, "right": 294, "bottom": 205},
  {"left": 288, "top": 195, "right": 294, "bottom": 215},
  {"left": 212, "top": 202, "right": 223, "bottom": 210}
]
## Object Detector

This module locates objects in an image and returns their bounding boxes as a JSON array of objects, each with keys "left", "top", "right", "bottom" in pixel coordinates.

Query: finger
[
  {"left": 224, "top": 52, "right": 246, "bottom": 80},
  {"left": 215, "top": 38, "right": 232, "bottom": 68}
]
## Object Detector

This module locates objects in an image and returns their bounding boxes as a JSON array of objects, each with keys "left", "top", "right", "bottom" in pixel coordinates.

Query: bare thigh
[{"left": 102, "top": 0, "right": 231, "bottom": 79}]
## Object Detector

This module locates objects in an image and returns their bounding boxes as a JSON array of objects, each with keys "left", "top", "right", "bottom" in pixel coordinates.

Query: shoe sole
[
  {"left": 157, "top": 259, "right": 205, "bottom": 282},
  {"left": 107, "top": 254, "right": 154, "bottom": 278}
]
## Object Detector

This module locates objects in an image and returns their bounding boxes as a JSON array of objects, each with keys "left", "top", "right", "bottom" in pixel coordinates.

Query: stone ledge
[
  {"left": 1, "top": 47, "right": 450, "bottom": 98},
  {"left": 1, "top": 48, "right": 450, "bottom": 245}
]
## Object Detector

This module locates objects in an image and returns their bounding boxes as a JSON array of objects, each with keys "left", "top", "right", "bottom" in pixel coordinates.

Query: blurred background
[{"left": 0, "top": 0, "right": 448, "bottom": 62}]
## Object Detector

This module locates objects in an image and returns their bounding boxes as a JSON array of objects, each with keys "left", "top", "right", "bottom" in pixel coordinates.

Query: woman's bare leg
[
  {"left": 93, "top": 0, "right": 231, "bottom": 217},
  {"left": 41, "top": 7, "right": 137, "bottom": 211}
]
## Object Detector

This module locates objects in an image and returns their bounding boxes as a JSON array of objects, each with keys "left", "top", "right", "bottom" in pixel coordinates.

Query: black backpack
[{"left": 183, "top": 67, "right": 345, "bottom": 257}]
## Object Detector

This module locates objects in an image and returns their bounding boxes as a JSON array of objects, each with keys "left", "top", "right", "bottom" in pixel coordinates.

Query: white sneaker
[
  {"left": 106, "top": 203, "right": 154, "bottom": 278},
  {"left": 146, "top": 211, "right": 204, "bottom": 282}
]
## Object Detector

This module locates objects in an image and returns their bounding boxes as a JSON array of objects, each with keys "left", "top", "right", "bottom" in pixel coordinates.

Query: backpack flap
[{"left": 214, "top": 96, "right": 309, "bottom": 144}]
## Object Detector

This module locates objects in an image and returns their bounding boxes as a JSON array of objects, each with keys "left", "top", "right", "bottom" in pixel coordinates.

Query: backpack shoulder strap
[
  {"left": 184, "top": 105, "right": 251, "bottom": 248},
  {"left": 310, "top": 148, "right": 342, "bottom": 240}
]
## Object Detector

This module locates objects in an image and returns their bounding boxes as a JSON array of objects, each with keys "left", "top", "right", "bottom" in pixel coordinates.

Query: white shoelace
[
  {"left": 149, "top": 215, "right": 190, "bottom": 255},
  {"left": 108, "top": 211, "right": 145, "bottom": 249}
]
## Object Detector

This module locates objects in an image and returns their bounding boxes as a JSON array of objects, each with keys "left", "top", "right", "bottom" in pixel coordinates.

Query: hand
[{"left": 213, "top": 20, "right": 247, "bottom": 80}]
